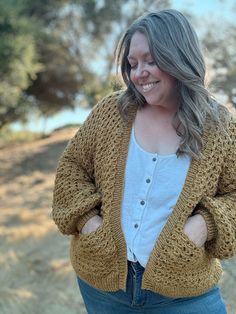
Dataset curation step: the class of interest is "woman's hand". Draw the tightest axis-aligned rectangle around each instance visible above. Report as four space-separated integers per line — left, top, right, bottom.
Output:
183 214 208 248
80 215 103 235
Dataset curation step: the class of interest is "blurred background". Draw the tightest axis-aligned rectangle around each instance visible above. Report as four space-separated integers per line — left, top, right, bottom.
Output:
0 0 235 313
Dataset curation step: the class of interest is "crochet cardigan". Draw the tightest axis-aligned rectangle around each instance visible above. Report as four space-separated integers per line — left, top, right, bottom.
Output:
52 91 236 298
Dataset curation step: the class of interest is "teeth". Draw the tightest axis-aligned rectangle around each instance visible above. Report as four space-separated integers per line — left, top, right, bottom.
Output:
142 82 158 92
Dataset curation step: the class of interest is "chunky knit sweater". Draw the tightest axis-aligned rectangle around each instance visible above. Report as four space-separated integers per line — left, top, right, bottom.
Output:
52 91 236 298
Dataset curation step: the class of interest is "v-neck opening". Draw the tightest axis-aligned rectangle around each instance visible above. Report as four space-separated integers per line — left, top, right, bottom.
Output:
131 125 177 158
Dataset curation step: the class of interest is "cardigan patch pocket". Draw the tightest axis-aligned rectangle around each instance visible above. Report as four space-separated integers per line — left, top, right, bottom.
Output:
152 229 208 271
70 222 118 277
172 230 207 269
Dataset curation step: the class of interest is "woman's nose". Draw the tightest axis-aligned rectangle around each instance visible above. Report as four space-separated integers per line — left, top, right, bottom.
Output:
134 66 148 79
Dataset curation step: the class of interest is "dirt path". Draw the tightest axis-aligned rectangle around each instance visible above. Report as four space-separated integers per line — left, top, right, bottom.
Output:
0 128 235 314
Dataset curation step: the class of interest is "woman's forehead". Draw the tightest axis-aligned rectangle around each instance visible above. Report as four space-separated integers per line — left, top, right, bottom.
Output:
128 32 151 58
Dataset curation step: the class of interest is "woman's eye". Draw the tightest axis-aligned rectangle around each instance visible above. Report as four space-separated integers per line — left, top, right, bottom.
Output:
148 60 155 65
130 64 137 69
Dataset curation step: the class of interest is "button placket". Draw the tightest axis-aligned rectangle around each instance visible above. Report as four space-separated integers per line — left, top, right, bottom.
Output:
147 155 157 185
130 152 159 261
138 158 156 212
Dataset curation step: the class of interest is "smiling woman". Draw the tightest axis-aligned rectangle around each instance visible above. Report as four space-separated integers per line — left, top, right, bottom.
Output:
52 9 236 314
127 32 177 113
116 9 231 159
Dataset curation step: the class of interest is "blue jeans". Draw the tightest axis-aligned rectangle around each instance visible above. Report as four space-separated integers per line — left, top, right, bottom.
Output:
77 261 227 314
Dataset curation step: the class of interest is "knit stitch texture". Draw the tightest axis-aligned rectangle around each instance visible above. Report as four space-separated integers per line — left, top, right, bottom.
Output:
52 91 236 298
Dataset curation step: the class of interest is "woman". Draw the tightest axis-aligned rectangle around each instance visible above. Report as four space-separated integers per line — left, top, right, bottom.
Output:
52 9 236 313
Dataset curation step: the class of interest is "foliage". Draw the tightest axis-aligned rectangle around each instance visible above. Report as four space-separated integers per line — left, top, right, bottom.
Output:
0 0 42 129
0 125 41 147
0 0 170 129
202 24 236 108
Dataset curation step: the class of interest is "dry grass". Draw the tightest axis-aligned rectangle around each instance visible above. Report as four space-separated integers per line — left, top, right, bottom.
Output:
0 128 86 314
0 125 235 314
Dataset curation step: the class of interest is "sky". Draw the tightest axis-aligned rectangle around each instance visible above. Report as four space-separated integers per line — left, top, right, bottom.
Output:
173 0 235 19
12 0 236 134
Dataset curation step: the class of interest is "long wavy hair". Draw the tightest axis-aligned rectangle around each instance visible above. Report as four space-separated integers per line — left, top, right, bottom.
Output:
116 9 230 159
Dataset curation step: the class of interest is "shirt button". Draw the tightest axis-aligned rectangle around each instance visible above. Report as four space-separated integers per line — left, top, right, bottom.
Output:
134 223 139 228
152 157 157 162
146 178 151 183
140 200 145 205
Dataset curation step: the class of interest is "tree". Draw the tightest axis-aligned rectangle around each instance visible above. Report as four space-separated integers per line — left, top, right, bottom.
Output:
202 24 236 108
0 0 41 129
0 0 171 130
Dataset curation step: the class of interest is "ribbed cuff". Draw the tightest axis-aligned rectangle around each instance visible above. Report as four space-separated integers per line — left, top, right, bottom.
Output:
194 208 218 241
76 208 100 233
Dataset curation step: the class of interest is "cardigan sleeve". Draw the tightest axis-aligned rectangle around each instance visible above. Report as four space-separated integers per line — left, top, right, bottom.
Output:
51 101 103 235
196 116 236 259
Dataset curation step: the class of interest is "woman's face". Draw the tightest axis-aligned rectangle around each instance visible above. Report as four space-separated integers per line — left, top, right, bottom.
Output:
127 31 178 110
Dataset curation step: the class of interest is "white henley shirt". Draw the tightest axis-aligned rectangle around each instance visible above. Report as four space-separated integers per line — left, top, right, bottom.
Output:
121 125 191 267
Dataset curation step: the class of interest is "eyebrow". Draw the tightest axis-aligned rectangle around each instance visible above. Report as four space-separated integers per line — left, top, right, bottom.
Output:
127 52 152 60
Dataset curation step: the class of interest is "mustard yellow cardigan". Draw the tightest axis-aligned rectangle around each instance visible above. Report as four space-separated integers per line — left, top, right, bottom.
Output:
52 92 236 297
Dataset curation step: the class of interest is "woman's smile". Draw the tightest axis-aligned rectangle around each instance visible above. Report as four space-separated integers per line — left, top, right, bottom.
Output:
141 81 160 93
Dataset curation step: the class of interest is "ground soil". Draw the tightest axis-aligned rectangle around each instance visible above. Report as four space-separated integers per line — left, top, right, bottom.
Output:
0 127 235 314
